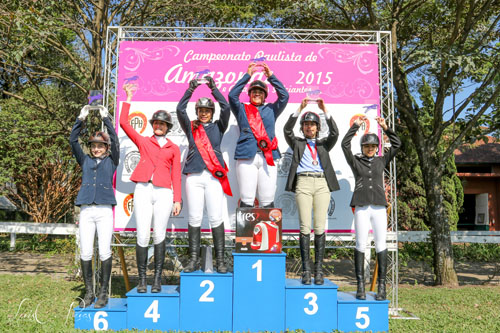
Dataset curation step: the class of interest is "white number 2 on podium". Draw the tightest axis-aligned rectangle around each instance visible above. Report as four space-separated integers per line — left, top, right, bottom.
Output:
199 280 215 302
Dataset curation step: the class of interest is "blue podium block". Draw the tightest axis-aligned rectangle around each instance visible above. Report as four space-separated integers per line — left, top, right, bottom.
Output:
74 298 127 331
285 278 338 332
126 285 179 331
233 252 286 332
337 291 389 332
180 270 233 331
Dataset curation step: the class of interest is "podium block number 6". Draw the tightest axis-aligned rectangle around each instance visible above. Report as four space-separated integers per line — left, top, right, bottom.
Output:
144 300 160 323
199 280 215 302
304 292 318 315
355 306 370 329
93 311 108 330
252 259 262 282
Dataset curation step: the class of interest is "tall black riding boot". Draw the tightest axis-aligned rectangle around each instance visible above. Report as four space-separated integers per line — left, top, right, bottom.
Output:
376 249 388 301
136 245 148 293
314 233 326 285
94 257 112 308
151 240 165 293
354 249 366 300
299 233 312 285
79 259 95 308
184 225 200 273
212 224 227 273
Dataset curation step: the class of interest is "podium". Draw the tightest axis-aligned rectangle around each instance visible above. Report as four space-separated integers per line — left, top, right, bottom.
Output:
75 252 390 332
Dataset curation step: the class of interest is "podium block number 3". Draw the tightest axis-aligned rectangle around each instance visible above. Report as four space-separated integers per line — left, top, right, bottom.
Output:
355 306 370 329
145 300 161 323
303 292 318 315
252 259 262 282
199 280 215 302
93 311 108 330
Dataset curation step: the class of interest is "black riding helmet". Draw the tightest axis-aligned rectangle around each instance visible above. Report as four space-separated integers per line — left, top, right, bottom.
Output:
248 80 268 98
300 112 321 132
360 133 380 148
89 131 110 146
195 97 215 112
149 110 173 133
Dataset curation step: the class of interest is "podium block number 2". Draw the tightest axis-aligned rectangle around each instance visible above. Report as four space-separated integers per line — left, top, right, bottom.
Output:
303 292 318 315
355 306 370 329
93 311 108 330
199 280 215 302
252 259 262 282
144 300 160 323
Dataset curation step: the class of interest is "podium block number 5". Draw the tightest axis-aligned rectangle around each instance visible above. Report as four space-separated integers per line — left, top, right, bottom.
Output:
145 300 160 323
93 311 108 330
199 280 215 302
355 306 370 329
304 292 318 315
252 259 262 282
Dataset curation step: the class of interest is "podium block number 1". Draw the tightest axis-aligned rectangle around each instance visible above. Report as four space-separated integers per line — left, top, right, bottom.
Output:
304 292 319 315
355 306 370 329
144 300 160 323
93 311 108 330
199 280 215 302
252 259 262 282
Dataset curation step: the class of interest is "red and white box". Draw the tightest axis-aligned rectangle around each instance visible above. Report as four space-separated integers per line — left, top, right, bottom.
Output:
235 208 282 253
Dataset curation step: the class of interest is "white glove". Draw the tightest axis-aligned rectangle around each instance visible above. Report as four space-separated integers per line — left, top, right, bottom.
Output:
99 106 109 118
78 105 90 120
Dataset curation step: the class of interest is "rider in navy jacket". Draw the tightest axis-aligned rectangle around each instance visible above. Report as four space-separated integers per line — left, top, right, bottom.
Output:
177 79 230 175
70 116 119 206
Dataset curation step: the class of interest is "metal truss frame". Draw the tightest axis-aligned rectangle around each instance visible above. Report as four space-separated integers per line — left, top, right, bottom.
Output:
104 26 398 313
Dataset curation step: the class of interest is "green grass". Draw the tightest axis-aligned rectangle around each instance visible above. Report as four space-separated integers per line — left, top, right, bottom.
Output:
0 274 499 332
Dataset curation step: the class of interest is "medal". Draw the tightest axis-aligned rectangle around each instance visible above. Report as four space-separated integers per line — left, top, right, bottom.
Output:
258 139 268 149
214 170 224 178
307 141 319 166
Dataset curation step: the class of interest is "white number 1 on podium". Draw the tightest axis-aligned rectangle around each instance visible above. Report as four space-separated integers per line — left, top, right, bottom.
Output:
252 259 262 281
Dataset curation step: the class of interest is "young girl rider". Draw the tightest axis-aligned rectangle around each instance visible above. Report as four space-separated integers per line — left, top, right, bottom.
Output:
121 84 182 293
176 76 231 273
70 104 119 308
342 115 401 300
228 63 289 208
284 98 340 285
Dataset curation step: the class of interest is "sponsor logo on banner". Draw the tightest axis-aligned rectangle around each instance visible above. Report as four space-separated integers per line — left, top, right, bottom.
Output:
128 112 147 134
350 114 370 135
123 193 134 216
124 150 140 175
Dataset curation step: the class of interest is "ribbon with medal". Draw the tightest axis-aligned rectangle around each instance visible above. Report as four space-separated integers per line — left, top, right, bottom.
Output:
191 122 233 196
244 103 278 166
307 141 319 166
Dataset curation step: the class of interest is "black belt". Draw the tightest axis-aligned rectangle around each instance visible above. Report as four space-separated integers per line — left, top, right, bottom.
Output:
298 172 325 178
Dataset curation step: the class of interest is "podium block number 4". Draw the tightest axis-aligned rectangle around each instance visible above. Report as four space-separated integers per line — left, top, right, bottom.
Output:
252 259 262 282
356 307 370 329
304 292 318 315
199 280 215 302
145 300 160 323
93 311 108 331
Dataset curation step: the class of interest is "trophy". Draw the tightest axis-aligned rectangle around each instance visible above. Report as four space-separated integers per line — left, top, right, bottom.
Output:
88 90 103 108
305 86 321 104
124 75 139 93
250 56 266 72
195 67 211 84
362 104 378 121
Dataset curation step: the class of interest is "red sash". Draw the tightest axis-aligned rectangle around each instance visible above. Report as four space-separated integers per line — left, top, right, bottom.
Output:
244 104 278 166
191 122 233 196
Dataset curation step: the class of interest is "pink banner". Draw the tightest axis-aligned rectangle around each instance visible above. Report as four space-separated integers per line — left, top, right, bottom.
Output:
117 41 379 104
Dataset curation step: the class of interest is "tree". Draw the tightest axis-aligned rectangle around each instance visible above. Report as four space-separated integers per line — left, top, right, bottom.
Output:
257 0 500 286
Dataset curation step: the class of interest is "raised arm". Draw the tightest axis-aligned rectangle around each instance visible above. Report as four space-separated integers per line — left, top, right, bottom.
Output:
119 84 142 146
265 64 289 119
69 106 91 166
102 115 120 166
228 72 251 116
176 81 198 135
342 121 362 169
318 99 338 151
206 76 230 133
376 117 401 167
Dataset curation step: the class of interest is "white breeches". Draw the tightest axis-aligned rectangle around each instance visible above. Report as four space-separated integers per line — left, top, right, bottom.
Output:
79 205 113 261
185 170 224 228
236 153 277 207
134 182 173 247
354 205 387 253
